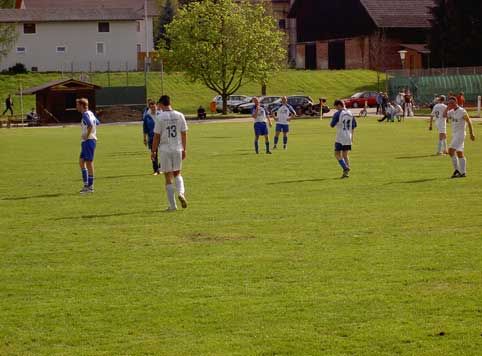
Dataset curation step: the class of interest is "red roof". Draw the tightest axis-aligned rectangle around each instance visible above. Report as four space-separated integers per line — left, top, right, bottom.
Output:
359 0 434 28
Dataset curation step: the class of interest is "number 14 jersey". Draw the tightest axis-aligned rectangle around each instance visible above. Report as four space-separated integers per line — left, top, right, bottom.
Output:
154 110 188 152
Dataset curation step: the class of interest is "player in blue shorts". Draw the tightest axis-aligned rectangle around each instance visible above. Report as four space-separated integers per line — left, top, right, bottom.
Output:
143 99 160 175
252 97 272 154
273 96 296 150
77 98 98 193
330 99 357 179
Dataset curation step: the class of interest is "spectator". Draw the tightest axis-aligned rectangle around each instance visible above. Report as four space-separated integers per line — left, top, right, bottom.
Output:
376 92 383 114
197 106 207 119
2 94 14 116
26 108 39 126
403 89 414 117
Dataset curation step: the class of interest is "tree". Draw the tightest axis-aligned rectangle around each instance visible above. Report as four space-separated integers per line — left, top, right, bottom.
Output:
429 0 482 67
0 0 17 60
161 0 286 114
155 0 176 49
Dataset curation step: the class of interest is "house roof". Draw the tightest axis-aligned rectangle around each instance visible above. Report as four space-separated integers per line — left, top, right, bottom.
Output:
18 0 159 17
22 78 101 95
401 43 431 54
0 8 143 23
289 0 434 28
359 0 434 28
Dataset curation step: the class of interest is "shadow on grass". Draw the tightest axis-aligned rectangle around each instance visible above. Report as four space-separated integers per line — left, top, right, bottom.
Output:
53 210 163 221
2 193 68 201
385 178 438 185
96 173 152 180
105 151 146 157
271 178 336 184
395 155 435 160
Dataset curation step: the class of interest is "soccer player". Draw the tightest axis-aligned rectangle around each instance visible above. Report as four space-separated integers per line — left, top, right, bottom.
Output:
151 95 188 211
273 96 296 150
252 97 272 154
78 98 98 194
143 99 160 175
446 96 476 178
330 99 357 179
429 95 448 155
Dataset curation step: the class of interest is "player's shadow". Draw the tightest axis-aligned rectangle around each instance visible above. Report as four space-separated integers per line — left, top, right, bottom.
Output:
395 155 435 160
96 173 151 180
2 193 68 201
385 178 438 185
52 210 160 221
270 178 334 184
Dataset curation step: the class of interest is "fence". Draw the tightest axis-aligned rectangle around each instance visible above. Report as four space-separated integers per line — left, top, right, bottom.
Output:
387 66 482 106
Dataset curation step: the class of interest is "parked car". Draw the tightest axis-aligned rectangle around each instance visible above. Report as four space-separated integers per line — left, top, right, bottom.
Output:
268 95 314 115
236 96 281 114
342 91 379 108
213 95 251 113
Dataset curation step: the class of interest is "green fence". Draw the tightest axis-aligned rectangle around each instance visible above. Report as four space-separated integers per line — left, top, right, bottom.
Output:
96 86 147 107
388 74 482 105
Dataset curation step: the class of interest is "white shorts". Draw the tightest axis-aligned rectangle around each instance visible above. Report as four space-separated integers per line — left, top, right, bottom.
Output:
159 150 182 173
437 124 447 134
450 134 465 152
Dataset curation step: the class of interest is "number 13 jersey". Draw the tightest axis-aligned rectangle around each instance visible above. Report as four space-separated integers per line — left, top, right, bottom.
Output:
154 110 188 152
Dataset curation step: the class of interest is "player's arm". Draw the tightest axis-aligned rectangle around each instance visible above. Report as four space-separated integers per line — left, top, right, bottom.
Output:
429 112 434 131
82 114 92 140
142 117 148 145
151 121 161 160
181 131 187 160
330 112 340 128
464 114 476 141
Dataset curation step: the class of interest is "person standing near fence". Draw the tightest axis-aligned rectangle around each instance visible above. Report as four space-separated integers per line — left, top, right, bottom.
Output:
2 94 14 116
143 99 161 175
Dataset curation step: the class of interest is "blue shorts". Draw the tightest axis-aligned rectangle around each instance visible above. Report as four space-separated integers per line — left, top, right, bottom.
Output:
254 122 269 136
80 139 96 161
335 142 352 152
276 123 289 133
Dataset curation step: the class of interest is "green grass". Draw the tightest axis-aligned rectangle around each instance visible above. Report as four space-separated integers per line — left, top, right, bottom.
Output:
1 118 482 355
0 70 383 115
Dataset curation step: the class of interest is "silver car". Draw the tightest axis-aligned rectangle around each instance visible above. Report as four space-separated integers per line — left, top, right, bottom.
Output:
213 95 251 113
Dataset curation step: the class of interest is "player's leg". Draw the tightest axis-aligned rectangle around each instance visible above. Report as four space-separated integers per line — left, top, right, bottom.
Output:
342 150 350 169
164 171 177 211
448 147 460 178
79 157 88 189
440 133 448 154
173 150 187 208
334 144 349 178
254 134 260 154
283 125 289 149
264 134 271 154
457 150 466 177
273 128 281 149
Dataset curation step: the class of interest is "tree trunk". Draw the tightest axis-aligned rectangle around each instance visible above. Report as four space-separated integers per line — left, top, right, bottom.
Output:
261 83 267 96
222 93 228 115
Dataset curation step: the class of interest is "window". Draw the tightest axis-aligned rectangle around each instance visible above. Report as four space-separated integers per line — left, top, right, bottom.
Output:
136 21 141 32
137 44 142 53
56 46 66 53
23 23 36 34
98 22 110 33
278 19 286 30
16 47 26 54
31 67 38 72
96 42 105 55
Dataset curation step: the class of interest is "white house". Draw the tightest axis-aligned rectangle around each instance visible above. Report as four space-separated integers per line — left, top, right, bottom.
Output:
0 0 158 72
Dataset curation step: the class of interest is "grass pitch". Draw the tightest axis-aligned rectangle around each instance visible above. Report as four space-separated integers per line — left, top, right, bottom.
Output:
1 118 482 355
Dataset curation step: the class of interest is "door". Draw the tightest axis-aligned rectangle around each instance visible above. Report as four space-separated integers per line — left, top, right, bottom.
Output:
328 40 345 70
305 43 317 70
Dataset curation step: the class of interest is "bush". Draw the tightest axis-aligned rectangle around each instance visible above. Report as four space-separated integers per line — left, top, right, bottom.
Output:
2 63 28 74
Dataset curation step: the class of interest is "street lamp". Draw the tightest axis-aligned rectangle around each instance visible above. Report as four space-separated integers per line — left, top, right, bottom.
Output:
398 50 408 69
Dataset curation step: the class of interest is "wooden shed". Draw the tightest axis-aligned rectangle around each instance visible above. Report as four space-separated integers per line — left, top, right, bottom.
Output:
22 79 101 124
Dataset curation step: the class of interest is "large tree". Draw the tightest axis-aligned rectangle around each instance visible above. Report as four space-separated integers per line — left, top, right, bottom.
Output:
0 0 17 60
160 0 286 114
428 0 482 67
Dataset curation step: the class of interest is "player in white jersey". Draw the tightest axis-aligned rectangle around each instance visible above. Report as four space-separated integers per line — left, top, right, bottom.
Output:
330 100 357 179
77 98 99 194
273 96 296 150
446 96 476 178
252 97 272 154
429 95 448 155
151 95 188 211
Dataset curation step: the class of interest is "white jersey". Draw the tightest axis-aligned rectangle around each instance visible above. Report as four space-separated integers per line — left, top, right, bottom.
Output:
81 110 97 141
333 109 357 146
253 107 269 123
275 104 295 125
448 107 467 136
154 110 188 152
431 103 447 131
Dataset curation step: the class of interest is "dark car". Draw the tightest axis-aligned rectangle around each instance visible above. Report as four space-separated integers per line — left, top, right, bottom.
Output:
342 91 379 108
268 95 314 115
237 96 281 114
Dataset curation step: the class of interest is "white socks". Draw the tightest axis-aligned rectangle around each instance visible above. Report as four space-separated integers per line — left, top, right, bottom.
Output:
166 184 177 209
175 175 185 195
459 157 466 174
442 139 447 152
451 155 459 171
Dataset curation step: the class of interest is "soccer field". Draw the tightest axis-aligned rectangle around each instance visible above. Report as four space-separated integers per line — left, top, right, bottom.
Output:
1 118 482 355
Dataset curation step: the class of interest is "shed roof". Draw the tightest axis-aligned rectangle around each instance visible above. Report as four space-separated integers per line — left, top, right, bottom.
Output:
22 79 101 95
0 8 143 23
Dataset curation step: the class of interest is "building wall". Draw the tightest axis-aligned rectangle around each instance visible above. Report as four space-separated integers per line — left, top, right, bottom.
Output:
136 17 155 54
315 41 328 69
295 44 305 69
1 21 139 72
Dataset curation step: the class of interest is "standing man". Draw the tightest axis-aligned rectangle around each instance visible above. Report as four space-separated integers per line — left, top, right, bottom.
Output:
447 96 476 178
330 99 357 179
273 96 296 150
252 97 272 154
143 99 160 175
78 98 98 194
151 95 188 211
376 92 383 115
429 95 448 155
2 94 14 116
